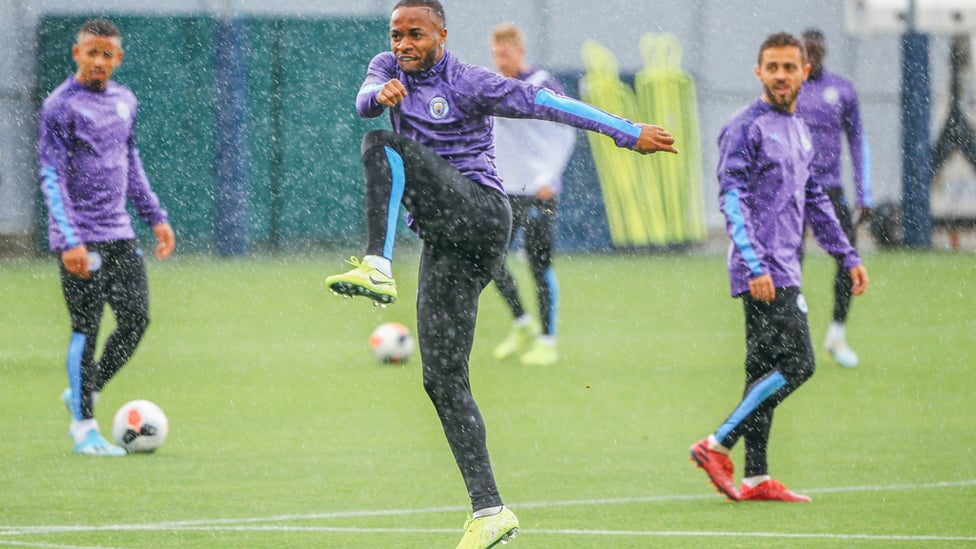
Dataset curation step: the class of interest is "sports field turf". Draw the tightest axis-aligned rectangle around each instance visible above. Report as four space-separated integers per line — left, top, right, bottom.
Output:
1 249 973 548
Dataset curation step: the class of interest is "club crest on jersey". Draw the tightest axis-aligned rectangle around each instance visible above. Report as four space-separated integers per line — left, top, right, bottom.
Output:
428 96 450 119
823 86 840 105
115 101 131 121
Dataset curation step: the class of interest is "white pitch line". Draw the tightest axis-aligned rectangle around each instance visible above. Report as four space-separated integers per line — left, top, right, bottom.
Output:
0 541 123 549
0 507 470 537
529 529 976 542
1 479 973 539
128 525 976 543
801 479 976 495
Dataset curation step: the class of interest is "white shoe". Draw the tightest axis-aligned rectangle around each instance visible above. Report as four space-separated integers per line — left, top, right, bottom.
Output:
825 338 858 368
74 429 126 456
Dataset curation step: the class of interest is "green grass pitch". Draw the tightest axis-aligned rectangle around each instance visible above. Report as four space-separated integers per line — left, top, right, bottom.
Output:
1 249 973 548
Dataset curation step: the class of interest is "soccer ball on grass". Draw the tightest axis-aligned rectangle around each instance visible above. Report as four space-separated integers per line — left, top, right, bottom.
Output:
112 399 169 453
369 322 415 364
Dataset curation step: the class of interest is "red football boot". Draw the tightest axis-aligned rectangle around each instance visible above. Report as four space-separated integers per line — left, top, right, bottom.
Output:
689 438 739 501
740 479 811 502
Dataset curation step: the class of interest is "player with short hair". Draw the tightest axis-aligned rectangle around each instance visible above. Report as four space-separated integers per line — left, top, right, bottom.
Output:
324 1 677 545
796 28 872 368
489 22 577 366
39 18 175 456
689 32 868 502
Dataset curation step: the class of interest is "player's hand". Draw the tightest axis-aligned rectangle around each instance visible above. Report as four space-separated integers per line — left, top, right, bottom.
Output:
535 185 555 201
849 264 868 296
62 245 90 279
376 78 408 108
748 273 776 303
634 124 679 154
153 222 175 260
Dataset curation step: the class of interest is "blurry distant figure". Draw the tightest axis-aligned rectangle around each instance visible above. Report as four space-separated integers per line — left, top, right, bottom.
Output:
689 32 868 503
39 18 175 456
796 28 872 368
323 1 677 546
489 23 577 367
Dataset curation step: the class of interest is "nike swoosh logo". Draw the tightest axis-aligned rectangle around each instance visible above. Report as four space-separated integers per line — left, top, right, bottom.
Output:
369 276 393 286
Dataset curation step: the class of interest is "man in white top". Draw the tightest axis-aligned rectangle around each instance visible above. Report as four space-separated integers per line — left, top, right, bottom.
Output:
489 23 577 366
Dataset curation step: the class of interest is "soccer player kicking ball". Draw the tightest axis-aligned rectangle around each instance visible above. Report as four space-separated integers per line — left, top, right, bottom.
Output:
689 32 868 503
324 1 677 546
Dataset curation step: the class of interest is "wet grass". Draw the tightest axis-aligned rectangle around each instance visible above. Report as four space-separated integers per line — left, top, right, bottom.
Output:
1 249 973 547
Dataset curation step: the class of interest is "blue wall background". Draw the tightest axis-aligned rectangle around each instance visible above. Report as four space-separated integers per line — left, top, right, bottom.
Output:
35 15 399 253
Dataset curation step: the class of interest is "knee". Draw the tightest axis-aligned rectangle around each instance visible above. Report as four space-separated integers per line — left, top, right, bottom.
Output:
784 359 815 388
120 310 150 337
422 374 441 402
531 262 552 283
423 375 451 409
423 371 470 412
71 314 100 336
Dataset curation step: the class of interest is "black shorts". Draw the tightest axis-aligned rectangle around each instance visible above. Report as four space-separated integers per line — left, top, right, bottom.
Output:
59 239 149 336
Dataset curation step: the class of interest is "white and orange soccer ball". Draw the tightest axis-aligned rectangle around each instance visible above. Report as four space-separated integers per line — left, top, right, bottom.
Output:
112 399 169 453
369 322 415 364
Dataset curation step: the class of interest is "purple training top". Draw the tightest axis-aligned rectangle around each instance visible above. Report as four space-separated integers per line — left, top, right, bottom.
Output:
356 50 642 194
717 99 860 297
39 77 168 252
796 69 872 207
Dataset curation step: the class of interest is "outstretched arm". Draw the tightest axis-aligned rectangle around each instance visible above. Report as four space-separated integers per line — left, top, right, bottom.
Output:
475 69 678 154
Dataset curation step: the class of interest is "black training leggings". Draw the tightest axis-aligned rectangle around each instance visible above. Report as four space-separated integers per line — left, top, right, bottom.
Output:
361 130 512 510
59 239 150 420
826 187 856 323
716 287 815 478
492 195 558 335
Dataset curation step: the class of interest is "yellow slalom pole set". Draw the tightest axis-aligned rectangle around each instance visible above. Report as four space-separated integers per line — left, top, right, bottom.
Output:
580 34 706 247
580 40 655 246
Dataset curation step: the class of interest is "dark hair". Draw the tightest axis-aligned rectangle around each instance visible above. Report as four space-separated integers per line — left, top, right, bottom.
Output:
801 28 825 42
393 0 446 27
757 32 805 64
79 18 121 39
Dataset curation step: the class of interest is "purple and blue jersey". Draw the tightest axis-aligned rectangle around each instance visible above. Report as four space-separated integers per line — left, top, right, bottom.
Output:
38 77 167 252
356 50 641 194
796 69 872 208
717 99 860 296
